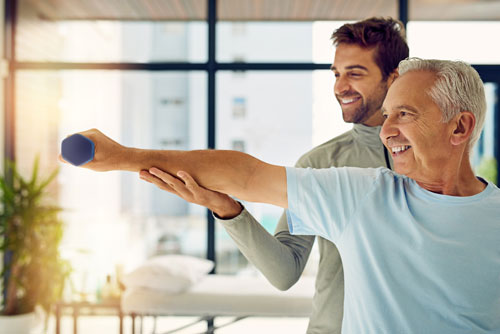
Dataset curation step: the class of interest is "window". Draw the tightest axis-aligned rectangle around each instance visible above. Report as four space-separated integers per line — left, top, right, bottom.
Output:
473 83 498 184
407 21 500 64
9 0 500 295
231 97 246 118
217 22 314 63
16 70 207 295
17 1 207 63
216 70 349 273
231 140 246 152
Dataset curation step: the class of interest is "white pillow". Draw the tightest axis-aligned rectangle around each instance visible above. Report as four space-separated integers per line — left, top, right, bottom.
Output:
122 255 214 293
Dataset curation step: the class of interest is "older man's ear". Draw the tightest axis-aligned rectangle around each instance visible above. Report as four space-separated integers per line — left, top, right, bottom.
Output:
450 111 476 146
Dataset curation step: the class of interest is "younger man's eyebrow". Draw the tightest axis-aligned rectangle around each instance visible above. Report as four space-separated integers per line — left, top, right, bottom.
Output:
330 64 370 71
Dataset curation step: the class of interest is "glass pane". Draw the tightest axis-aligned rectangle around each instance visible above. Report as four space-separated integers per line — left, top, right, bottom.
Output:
473 83 498 184
218 21 356 63
407 22 500 64
217 22 314 63
216 70 351 274
17 1 207 63
312 21 351 63
16 70 207 300
220 20 419 64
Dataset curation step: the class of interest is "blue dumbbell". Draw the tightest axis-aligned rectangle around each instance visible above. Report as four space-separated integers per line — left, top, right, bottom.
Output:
61 134 95 166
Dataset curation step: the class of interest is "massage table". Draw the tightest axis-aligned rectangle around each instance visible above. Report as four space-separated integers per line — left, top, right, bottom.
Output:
121 274 315 334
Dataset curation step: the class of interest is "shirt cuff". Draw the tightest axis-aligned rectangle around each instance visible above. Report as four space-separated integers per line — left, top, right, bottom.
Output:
285 166 301 234
213 203 248 227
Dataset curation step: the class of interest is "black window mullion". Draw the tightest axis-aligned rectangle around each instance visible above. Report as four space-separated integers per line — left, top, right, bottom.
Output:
206 0 216 273
399 0 409 29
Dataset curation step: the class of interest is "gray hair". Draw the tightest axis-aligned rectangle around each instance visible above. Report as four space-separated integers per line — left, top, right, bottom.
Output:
398 58 486 150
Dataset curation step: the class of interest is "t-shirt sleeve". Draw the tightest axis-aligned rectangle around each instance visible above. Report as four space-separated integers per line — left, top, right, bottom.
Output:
286 166 378 243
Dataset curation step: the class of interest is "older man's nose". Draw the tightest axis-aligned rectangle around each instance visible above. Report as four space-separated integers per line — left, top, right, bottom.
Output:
380 116 399 143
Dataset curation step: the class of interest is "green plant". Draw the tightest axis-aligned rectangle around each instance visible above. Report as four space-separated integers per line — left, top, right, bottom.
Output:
476 157 498 185
0 157 71 316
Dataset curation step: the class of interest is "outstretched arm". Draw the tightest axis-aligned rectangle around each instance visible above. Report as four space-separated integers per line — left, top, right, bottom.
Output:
140 168 315 290
59 129 288 207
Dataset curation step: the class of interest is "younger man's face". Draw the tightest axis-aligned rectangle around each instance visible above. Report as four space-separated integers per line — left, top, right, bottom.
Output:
332 43 391 127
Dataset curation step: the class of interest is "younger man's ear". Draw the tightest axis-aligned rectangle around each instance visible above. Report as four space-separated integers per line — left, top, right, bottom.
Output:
387 69 399 86
450 111 476 146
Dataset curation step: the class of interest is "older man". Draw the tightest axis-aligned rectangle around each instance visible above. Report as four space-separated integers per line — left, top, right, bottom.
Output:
63 59 500 333
158 18 407 334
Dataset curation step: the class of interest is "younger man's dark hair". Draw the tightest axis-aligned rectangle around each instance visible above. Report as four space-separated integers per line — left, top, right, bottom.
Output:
332 17 409 80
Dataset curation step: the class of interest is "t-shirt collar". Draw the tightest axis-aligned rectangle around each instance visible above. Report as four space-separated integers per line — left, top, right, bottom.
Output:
352 123 383 147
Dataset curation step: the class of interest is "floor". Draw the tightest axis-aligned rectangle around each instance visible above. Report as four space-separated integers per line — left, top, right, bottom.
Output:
43 315 309 334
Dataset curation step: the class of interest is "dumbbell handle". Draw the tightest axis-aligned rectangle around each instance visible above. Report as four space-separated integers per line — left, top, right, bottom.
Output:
61 134 95 166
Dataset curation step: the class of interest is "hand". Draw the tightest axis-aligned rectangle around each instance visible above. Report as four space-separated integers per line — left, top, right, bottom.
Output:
59 129 127 171
139 167 243 219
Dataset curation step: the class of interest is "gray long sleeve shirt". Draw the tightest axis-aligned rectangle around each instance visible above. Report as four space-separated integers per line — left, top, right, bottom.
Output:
217 124 392 333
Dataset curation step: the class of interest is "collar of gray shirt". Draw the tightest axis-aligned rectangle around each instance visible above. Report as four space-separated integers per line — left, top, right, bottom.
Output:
352 123 383 147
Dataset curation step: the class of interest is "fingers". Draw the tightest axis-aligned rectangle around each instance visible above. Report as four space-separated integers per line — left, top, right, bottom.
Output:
177 171 201 191
149 167 180 187
139 168 240 216
149 168 196 199
58 154 67 164
139 170 178 195
79 128 100 139
138 170 153 183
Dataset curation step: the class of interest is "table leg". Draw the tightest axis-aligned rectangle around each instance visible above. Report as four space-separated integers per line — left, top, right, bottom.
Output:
73 305 79 334
119 308 123 334
55 303 61 334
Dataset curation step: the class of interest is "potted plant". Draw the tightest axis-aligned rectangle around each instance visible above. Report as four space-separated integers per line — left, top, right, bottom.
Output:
0 158 71 333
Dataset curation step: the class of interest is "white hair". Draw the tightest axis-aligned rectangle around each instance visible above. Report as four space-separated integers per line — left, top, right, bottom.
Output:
398 58 486 150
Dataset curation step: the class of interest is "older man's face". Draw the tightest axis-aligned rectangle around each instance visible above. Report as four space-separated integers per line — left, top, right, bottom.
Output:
380 70 457 182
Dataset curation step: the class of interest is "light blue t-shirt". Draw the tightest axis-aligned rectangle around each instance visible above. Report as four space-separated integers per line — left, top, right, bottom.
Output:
286 166 500 334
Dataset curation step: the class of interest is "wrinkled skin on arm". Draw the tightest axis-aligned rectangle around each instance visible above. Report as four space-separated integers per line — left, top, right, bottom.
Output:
59 128 288 208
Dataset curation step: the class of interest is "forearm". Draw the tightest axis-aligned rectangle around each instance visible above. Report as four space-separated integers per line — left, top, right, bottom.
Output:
219 209 314 290
113 147 287 207
62 129 287 207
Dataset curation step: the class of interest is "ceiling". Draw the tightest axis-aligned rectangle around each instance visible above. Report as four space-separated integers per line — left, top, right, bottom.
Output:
21 0 500 21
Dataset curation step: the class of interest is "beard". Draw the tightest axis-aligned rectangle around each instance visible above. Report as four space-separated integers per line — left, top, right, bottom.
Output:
339 80 389 124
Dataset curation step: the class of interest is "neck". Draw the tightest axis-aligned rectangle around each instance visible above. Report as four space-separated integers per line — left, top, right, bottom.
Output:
416 154 486 196
362 109 384 127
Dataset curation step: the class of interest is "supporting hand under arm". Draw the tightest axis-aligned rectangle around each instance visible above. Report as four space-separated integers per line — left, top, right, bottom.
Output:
59 128 288 208
139 168 243 219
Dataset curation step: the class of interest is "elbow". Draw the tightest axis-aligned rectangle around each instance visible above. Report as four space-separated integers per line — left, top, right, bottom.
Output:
268 276 300 291
274 282 294 291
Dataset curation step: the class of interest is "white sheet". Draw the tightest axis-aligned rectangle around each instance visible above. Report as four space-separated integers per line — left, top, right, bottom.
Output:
121 274 314 317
